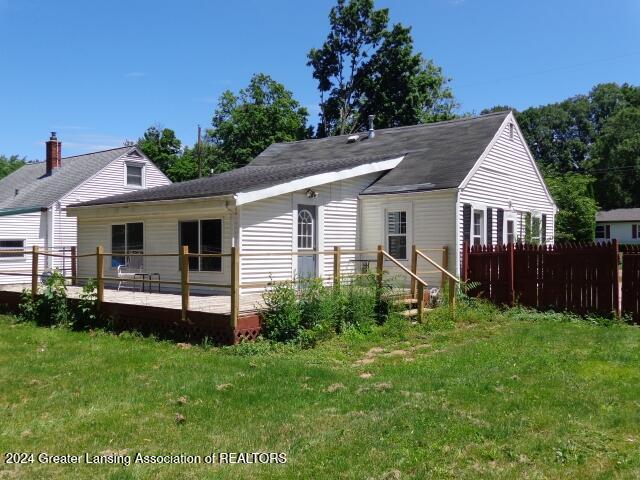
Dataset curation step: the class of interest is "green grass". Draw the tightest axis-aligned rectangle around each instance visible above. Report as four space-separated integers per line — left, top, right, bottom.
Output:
1 311 639 479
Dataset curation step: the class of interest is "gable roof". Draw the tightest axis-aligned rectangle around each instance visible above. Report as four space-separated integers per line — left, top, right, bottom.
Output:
596 208 640 222
72 111 510 208
0 146 138 212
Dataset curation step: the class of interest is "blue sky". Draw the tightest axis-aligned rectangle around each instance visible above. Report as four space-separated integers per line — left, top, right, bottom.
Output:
1 0 639 160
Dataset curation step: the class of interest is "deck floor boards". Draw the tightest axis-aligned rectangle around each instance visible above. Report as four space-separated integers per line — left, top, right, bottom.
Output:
0 284 263 315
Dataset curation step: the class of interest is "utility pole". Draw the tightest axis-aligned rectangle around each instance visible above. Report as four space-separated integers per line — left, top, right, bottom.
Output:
197 124 202 178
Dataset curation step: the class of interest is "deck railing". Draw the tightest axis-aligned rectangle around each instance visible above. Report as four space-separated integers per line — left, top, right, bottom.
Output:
0 243 458 327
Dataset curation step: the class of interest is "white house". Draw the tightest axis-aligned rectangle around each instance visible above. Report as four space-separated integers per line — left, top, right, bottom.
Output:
68 111 557 293
0 133 170 284
595 208 640 244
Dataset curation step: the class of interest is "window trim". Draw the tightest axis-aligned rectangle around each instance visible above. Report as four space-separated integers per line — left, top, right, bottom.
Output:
595 223 611 240
472 208 485 246
0 239 27 262
178 218 223 273
110 222 145 269
124 161 146 188
385 209 409 260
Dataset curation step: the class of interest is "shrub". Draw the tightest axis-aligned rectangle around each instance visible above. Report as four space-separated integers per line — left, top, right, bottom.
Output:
75 279 99 330
261 281 302 343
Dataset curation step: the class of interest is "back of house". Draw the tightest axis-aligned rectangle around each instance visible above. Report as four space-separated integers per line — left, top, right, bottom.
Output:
0 133 170 284
68 111 556 294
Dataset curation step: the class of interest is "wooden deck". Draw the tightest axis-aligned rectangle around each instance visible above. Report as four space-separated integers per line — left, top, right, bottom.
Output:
0 284 264 315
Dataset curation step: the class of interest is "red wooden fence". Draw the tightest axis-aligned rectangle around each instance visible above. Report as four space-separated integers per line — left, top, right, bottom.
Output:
621 245 640 323
463 241 623 317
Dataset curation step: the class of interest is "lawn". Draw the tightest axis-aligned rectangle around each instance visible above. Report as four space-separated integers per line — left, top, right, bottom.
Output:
1 312 639 479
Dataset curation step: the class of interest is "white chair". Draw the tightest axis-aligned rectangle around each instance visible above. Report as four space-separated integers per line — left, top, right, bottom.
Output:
117 251 144 291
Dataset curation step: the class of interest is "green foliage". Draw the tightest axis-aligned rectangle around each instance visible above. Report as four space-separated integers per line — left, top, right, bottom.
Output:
0 154 26 179
136 126 182 174
544 171 598 242
261 274 398 347
207 73 311 169
308 0 455 136
18 275 100 329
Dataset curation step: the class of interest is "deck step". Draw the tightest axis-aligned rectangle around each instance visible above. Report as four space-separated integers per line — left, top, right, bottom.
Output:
399 298 418 305
399 308 433 318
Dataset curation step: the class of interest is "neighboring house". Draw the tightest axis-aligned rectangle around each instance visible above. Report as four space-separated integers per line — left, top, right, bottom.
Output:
68 111 556 292
0 133 170 284
595 208 640 244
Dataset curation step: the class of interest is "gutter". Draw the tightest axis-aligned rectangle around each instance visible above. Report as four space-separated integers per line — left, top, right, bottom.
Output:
0 206 47 217
67 194 236 212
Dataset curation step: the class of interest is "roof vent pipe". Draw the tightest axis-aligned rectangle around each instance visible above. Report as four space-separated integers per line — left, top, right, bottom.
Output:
368 115 375 139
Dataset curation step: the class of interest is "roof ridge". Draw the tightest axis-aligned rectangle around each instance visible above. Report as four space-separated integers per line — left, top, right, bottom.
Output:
25 145 135 164
262 111 512 148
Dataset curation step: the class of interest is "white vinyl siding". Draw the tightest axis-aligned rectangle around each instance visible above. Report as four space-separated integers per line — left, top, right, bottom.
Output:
458 117 556 267
0 211 48 285
595 222 640 244
360 189 457 288
75 200 232 294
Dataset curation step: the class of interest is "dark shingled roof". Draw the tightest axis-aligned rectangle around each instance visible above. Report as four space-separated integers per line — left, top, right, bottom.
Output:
596 208 640 222
73 111 509 207
0 146 137 211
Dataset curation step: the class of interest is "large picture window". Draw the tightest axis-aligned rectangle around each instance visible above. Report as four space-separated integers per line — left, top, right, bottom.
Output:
111 223 143 267
0 239 25 259
387 211 407 259
179 219 222 272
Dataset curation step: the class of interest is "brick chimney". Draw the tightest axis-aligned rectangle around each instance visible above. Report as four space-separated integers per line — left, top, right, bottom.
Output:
46 132 62 175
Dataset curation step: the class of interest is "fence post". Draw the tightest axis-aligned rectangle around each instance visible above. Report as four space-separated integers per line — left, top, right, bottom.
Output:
333 246 341 288
410 245 417 298
441 245 449 289
448 277 456 315
376 244 384 292
612 239 620 317
230 246 239 329
180 245 189 322
507 241 515 307
96 246 104 305
70 246 77 286
416 282 424 323
31 245 39 299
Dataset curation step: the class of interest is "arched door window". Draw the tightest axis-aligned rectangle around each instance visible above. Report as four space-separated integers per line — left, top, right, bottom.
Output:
298 209 314 249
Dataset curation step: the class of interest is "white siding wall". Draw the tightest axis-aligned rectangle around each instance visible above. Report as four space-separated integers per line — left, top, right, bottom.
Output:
0 211 48 285
360 189 457 288
596 222 640 245
53 151 170 270
75 200 232 294
239 173 379 292
458 118 556 271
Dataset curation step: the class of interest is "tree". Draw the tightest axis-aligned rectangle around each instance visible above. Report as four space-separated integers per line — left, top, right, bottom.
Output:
308 0 456 136
589 106 640 209
207 73 310 169
0 154 26 179
136 126 182 173
544 171 598 242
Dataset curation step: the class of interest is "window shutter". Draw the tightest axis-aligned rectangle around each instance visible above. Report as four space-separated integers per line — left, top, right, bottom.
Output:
496 209 504 245
542 214 547 244
462 204 471 245
633 224 637 239
486 208 493 245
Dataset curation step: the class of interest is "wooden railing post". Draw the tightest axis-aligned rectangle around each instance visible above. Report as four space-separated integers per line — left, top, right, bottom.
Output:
96 246 104 305
507 241 515 307
441 245 449 289
70 246 77 286
416 282 424 323
333 246 341 288
376 245 384 292
180 245 189 321
230 246 239 329
410 245 417 298
31 245 39 299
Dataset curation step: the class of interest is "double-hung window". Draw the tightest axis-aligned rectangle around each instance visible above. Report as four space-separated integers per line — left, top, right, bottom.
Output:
111 222 144 267
179 219 222 272
0 239 25 259
595 224 610 240
506 220 515 244
472 210 484 246
126 163 144 187
632 224 639 240
531 215 541 244
387 211 407 259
